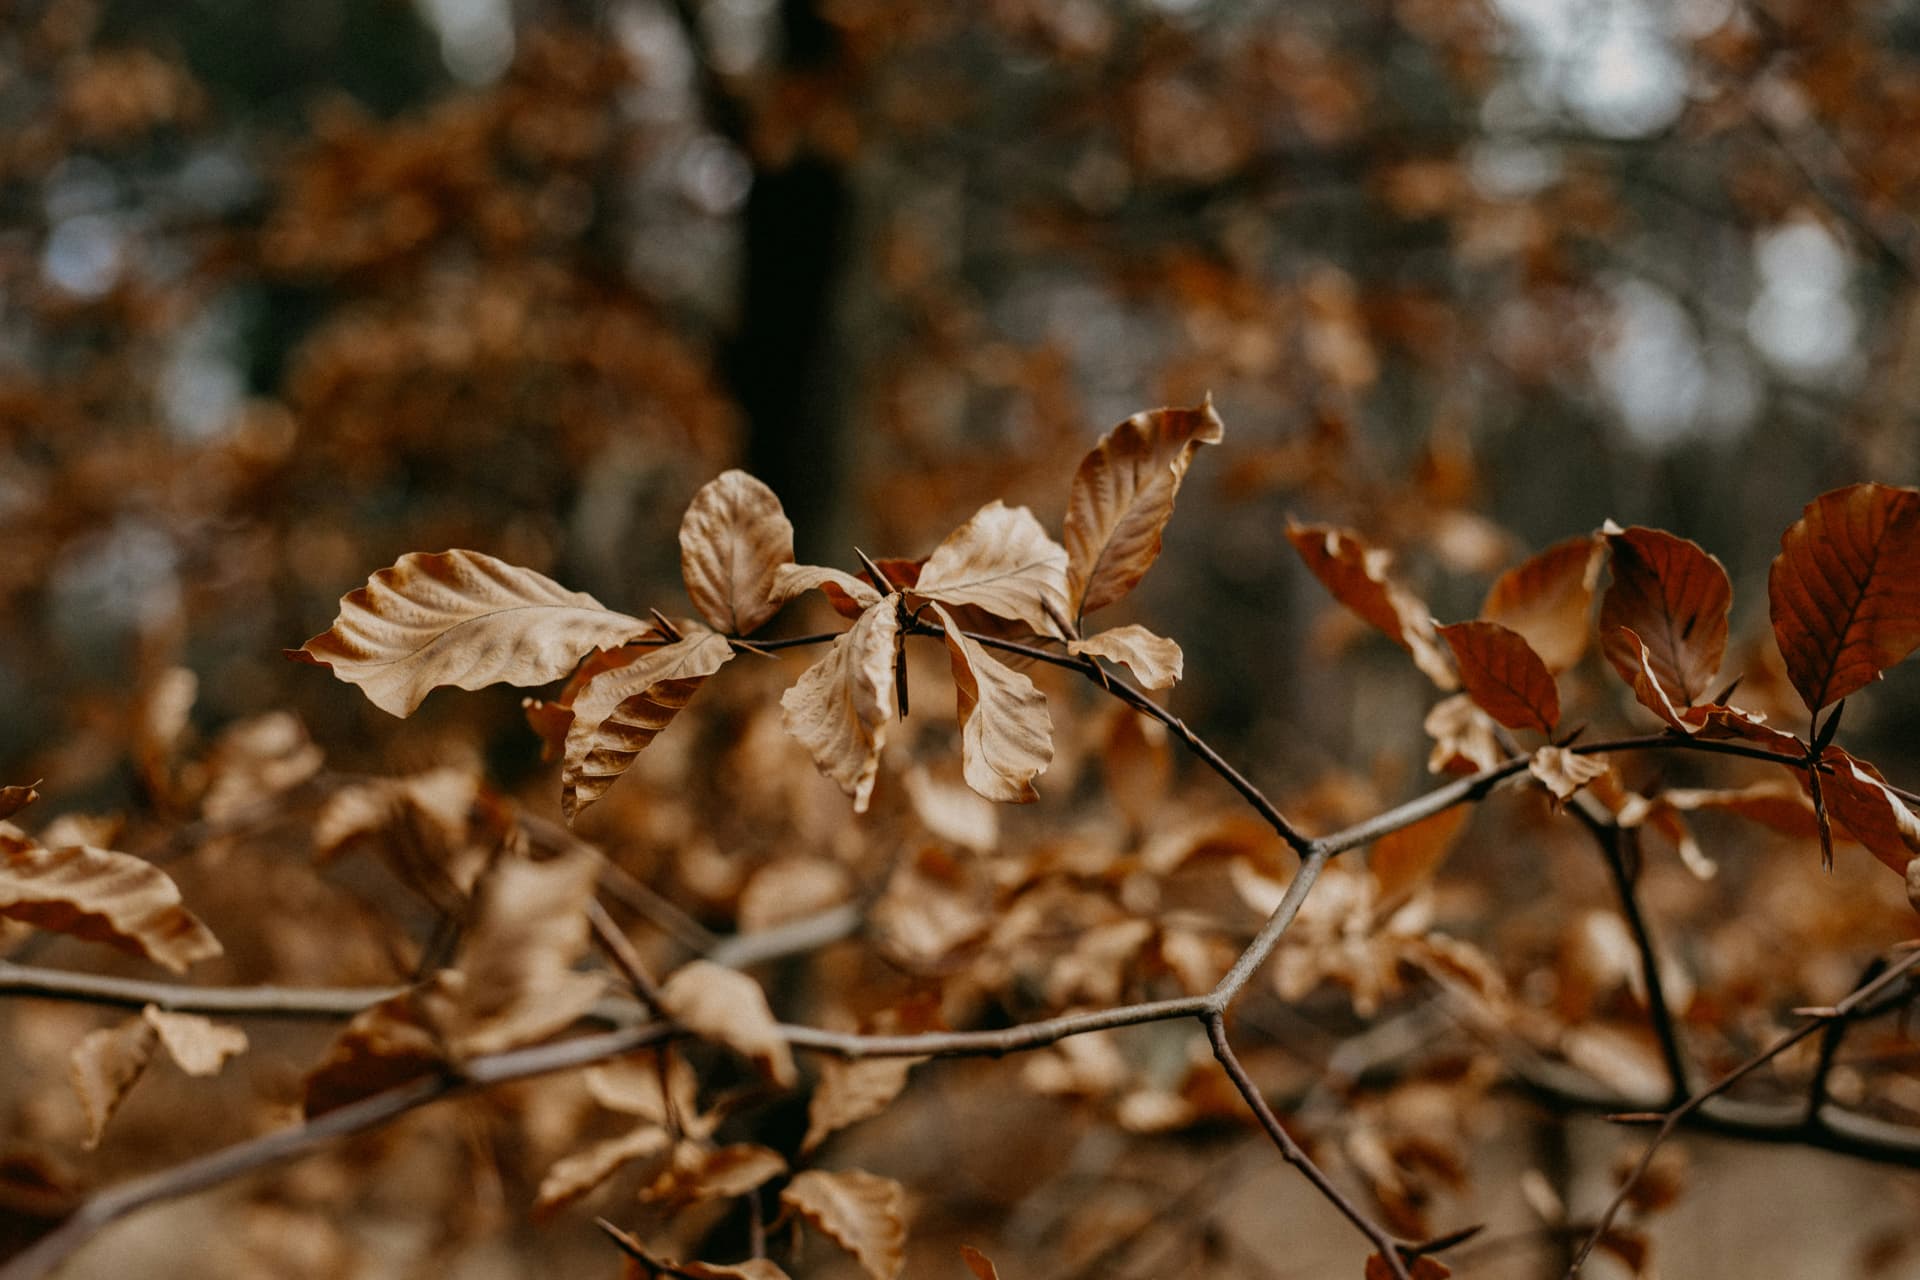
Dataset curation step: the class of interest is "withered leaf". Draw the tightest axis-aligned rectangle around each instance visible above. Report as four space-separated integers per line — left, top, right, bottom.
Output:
914 501 1071 636
960 1245 1002 1279
1437 621 1559 733
1066 625 1184 689
1369 805 1470 905
0 781 41 821
803 1057 921 1154
1768 483 1920 711
781 1167 908 1280
659 960 797 1088
1656 782 1822 839
562 630 735 820
1529 746 1609 805
313 767 489 899
1599 526 1731 709
680 470 796 636
302 991 444 1117
290 549 653 717
598 1222 794 1280
1065 399 1224 620
534 1125 670 1215
1814 747 1920 874
780 597 900 813
1423 694 1502 776
143 1005 247 1076
69 1015 159 1148
521 634 665 760
586 1051 709 1135
0 827 221 973
772 563 884 615
930 604 1053 804
1288 522 1456 688
642 1142 787 1205
1483 535 1603 673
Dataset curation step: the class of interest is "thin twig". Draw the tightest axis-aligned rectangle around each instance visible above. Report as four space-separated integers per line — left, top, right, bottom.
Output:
587 898 666 1014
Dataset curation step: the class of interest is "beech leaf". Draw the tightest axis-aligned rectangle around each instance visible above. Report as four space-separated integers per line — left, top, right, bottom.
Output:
598 1221 795 1280
659 960 797 1088
1066 625 1184 689
143 1006 248 1076
1768 483 1920 711
562 631 735 821
1813 747 1920 875
534 1125 670 1215
1599 525 1731 708
780 597 900 813
772 564 884 615
1437 620 1560 733
961 1245 1002 1279
69 1015 159 1148
0 827 221 973
1368 805 1470 905
290 549 653 717
302 991 443 1117
781 1167 908 1280
1287 522 1456 688
1529 746 1609 805
803 1057 921 1154
1483 535 1603 673
914 501 1071 636
680 470 796 635
1065 399 1224 620
0 781 40 821
929 604 1053 803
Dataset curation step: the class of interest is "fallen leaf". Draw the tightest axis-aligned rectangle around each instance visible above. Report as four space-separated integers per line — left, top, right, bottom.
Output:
804 1057 921 1154
1288 522 1456 688
659 960 797 1087
69 1015 159 1147
679 470 796 636
0 827 221 973
534 1125 670 1215
914 501 1071 636
1599 526 1732 708
1483 535 1603 672
290 549 653 717
780 598 900 812
1768 483 1920 711
1529 747 1610 805
931 604 1053 803
1065 399 1224 621
143 1006 247 1076
1438 621 1559 733
562 631 735 820
1066 625 1184 689
1369 805 1470 905
782 1167 908 1280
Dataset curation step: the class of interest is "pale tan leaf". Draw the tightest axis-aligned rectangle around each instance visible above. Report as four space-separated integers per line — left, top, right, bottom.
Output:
142 1006 247 1076
643 1143 787 1204
1560 1025 1669 1103
660 960 797 1088
520 633 665 759
1287 522 1456 688
1065 399 1224 619
422 844 605 1057
960 1245 1002 1279
1424 694 1503 776
290 549 653 717
0 780 42 821
313 767 489 898
534 1124 670 1215
69 1015 159 1148
200 711 324 822
930 604 1053 803
302 991 443 1117
586 1051 707 1135
0 828 221 973
771 564 884 613
781 1168 908 1280
902 767 999 853
680 470 796 636
737 857 851 933
1066 625 1183 689
562 631 735 820
803 1057 920 1154
1483 535 1603 672
1529 747 1610 805
780 598 900 813
914 501 1071 636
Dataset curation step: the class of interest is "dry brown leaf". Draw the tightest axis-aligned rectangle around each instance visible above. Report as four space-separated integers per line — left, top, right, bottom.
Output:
1815 747 1920 874
142 1006 247 1076
914 501 1071 636
1423 694 1502 776
781 1167 908 1280
771 563 884 614
0 827 221 973
930 604 1053 803
200 711 325 822
598 1220 795 1280
738 857 851 933
903 767 999 852
0 781 41 822
1438 620 1559 733
780 597 900 813
69 1015 159 1148
520 635 665 759
803 1057 920 1154
1369 805 1470 905
960 1245 1002 1279
586 1051 706 1133
1483 535 1603 672
302 992 444 1117
1599 526 1731 708
290 549 653 717
1529 747 1610 805
562 631 735 820
534 1124 670 1215
1770 484 1920 712
642 1142 787 1205
679 469 795 636
1656 782 1823 839
1287 522 1456 688
1066 625 1183 689
313 767 489 899
1065 399 1224 620
660 960 797 1087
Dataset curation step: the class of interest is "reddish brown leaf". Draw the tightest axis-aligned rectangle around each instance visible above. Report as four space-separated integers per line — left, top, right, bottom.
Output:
1768 483 1920 711
0 828 221 973
1605 626 1689 729
679 469 796 636
0 781 41 821
914 501 1071 636
521 629 666 759
1066 624 1183 689
1369 805 1470 905
562 631 735 820
1437 621 1559 733
1288 522 1456 688
782 1168 908 1280
780 597 900 812
1365 1256 1450 1280
659 961 797 1088
1064 399 1224 620
1483 535 1603 672
930 604 1053 803
1814 747 1920 874
302 991 444 1117
1599 526 1731 708
290 549 654 717
960 1245 1002 1279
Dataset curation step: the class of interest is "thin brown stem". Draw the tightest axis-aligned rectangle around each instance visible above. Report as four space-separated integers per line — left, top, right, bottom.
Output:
587 898 666 1014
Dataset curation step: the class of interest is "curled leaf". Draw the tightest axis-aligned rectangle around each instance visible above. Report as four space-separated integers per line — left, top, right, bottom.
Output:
782 1167 908 1280
0 781 41 821
0 828 221 973
143 1006 247 1076
1287 522 1456 688
1437 621 1559 733
1599 526 1731 709
1768 483 1920 711
931 604 1053 803
659 960 797 1088
562 631 735 821
780 597 900 813
915 501 1071 636
680 470 796 636
1065 399 1224 620
1066 625 1184 689
1483 535 1604 672
1815 747 1920 875
1423 694 1502 776
1529 746 1609 805
69 1015 159 1148
772 564 884 616
290 549 653 717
